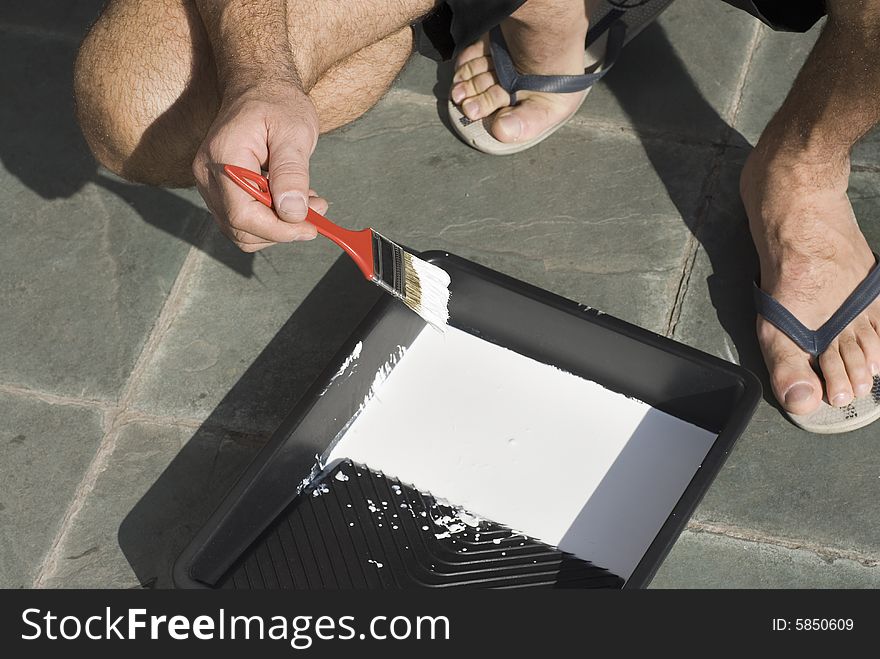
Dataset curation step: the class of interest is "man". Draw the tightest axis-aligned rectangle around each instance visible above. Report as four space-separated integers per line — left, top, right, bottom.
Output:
74 0 880 432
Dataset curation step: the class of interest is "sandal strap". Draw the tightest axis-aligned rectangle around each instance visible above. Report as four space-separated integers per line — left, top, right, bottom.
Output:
488 19 626 105
754 253 880 357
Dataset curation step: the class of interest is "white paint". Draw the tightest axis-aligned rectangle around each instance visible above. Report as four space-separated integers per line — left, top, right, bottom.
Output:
406 255 451 328
320 341 364 397
325 326 717 580
356 346 407 414
332 341 362 380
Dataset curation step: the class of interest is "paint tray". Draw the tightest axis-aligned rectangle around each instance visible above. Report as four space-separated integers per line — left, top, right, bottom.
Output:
214 459 624 589
173 252 761 588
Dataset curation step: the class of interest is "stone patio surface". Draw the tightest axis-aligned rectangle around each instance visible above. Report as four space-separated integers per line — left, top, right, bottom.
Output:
1 1 877 588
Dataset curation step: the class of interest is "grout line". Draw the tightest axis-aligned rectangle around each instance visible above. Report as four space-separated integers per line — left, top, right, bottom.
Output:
663 22 764 338
663 154 721 337
0 381 271 444
852 162 880 174
723 23 765 128
663 228 701 335
686 519 880 567
113 408 271 444
32 235 207 587
383 87 437 106
0 382 111 412
114 234 210 412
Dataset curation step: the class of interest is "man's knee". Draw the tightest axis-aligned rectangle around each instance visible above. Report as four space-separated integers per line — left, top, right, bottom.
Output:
74 20 145 181
73 0 209 187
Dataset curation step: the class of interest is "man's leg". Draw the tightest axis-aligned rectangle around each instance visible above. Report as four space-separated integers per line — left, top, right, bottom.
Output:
310 29 416 135
740 0 880 414
74 0 431 187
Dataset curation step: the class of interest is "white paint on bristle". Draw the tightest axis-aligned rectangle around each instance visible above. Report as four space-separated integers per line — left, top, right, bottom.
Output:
406 254 451 328
326 325 718 580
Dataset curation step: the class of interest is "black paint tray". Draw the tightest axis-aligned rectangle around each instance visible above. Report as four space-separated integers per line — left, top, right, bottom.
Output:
215 459 624 589
173 252 761 589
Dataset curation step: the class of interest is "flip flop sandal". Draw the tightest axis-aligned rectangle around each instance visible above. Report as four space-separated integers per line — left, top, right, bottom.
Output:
447 0 675 155
754 253 880 434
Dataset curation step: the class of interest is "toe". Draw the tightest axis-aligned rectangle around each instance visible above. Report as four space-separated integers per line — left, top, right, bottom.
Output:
491 108 525 142
491 96 563 143
453 54 493 85
454 39 490 74
858 316 880 376
461 85 512 121
759 321 823 414
452 71 503 105
839 325 873 397
818 344 855 407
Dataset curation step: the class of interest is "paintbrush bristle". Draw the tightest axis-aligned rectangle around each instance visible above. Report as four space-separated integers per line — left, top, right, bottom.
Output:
400 251 451 328
370 231 451 327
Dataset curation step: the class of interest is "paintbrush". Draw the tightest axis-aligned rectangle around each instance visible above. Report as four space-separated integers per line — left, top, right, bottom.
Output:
223 164 451 328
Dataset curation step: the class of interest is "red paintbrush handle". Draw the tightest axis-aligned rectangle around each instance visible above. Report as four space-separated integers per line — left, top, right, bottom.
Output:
223 164 375 280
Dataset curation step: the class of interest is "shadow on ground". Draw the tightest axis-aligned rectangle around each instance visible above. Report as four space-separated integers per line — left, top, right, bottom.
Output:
118 256 380 587
0 2 254 278
604 23 776 410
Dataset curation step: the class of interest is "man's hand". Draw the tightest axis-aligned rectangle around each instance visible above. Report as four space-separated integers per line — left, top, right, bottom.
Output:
192 80 328 252
193 0 328 252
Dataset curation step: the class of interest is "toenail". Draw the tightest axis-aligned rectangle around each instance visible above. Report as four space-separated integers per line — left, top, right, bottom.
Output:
451 86 465 103
462 100 479 118
496 113 522 140
783 383 814 406
831 392 853 407
871 363 880 376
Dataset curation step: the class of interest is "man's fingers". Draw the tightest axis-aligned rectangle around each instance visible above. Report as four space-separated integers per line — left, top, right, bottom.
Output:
237 240 275 254
203 168 314 248
267 123 317 224
224 188 318 243
309 194 329 215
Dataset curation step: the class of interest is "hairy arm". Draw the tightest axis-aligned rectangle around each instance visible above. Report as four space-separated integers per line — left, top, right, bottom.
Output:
191 0 324 251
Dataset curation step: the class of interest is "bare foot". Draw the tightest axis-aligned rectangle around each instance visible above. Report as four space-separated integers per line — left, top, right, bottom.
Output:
741 147 880 415
450 8 590 144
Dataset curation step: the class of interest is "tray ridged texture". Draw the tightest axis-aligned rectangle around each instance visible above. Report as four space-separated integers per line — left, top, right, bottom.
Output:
217 459 623 589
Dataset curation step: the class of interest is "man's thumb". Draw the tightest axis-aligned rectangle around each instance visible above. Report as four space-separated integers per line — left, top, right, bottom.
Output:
269 140 311 223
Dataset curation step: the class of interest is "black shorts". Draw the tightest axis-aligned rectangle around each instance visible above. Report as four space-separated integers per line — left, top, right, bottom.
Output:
414 0 826 62
724 0 826 33
414 0 525 61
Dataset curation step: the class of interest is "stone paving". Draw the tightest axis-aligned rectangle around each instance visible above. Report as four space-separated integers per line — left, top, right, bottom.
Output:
1 1 878 589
